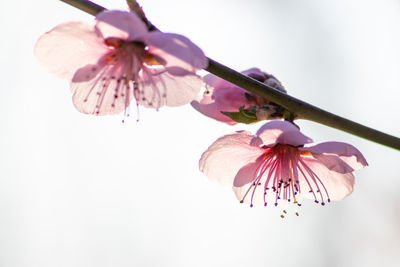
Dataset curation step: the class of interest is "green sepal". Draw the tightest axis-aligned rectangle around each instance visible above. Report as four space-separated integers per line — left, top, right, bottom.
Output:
221 106 258 124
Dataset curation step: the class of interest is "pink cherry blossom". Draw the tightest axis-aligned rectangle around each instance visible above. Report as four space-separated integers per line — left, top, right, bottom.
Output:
35 10 208 115
191 68 286 124
200 120 368 208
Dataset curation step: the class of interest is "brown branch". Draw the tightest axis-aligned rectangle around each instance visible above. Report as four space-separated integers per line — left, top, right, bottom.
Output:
58 0 400 150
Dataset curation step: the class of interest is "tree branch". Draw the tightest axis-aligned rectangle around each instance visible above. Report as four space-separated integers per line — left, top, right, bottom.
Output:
58 0 400 150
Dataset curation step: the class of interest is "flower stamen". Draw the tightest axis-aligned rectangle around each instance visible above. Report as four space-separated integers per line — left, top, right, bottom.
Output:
241 144 333 210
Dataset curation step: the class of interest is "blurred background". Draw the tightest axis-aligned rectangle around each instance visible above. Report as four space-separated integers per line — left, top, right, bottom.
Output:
1 0 399 266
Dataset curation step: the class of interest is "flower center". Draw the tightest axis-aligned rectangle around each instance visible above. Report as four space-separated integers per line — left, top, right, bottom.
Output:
239 144 331 209
79 37 167 117
104 38 162 67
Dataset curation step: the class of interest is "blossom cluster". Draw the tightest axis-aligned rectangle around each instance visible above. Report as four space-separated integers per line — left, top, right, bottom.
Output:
35 10 368 214
35 10 207 116
200 121 367 209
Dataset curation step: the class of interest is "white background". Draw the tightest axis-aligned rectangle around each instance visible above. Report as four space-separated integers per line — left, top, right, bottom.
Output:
1 0 400 266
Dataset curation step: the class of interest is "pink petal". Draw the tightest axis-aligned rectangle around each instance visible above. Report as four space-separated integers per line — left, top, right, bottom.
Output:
191 74 257 124
34 21 106 79
233 155 264 187
95 10 148 41
212 85 255 108
191 96 237 124
203 73 235 91
297 157 355 201
199 132 265 186
137 68 203 108
205 67 272 92
147 32 208 75
233 164 277 206
305 142 368 170
306 153 354 173
252 120 313 147
203 73 220 87
191 86 254 124
277 130 314 146
204 69 264 95
71 62 132 115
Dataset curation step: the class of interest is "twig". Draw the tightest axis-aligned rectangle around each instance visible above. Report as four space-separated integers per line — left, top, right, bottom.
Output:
58 0 400 150
60 0 104 16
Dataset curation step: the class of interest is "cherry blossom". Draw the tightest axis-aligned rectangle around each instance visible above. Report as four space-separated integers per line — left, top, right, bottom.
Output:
199 120 368 208
35 10 208 115
191 68 286 124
